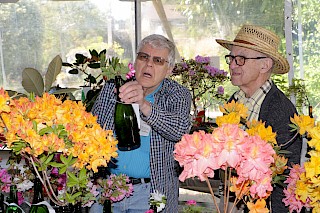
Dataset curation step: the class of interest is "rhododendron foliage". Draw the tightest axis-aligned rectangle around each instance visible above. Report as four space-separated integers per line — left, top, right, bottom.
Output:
174 101 287 213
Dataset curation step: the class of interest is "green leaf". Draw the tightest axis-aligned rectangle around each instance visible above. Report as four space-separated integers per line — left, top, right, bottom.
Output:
68 69 79 75
99 49 106 57
10 141 27 154
88 75 97 84
78 168 87 180
22 68 44 97
38 126 53 136
75 53 87 64
62 62 73 67
58 129 68 138
44 154 54 164
48 162 64 168
59 154 68 164
69 157 78 166
71 192 82 200
39 154 48 164
49 88 79 95
59 166 67 174
6 90 27 99
67 171 79 187
90 49 99 58
87 62 100 69
45 55 62 92
32 120 38 132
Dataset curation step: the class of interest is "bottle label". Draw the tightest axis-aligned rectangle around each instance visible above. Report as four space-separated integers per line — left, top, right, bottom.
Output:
132 103 140 128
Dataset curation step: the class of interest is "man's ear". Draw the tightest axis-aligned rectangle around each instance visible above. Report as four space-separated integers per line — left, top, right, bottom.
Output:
166 67 173 77
261 58 273 73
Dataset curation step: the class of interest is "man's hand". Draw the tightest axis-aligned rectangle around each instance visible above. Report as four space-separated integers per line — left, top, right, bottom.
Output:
119 81 151 116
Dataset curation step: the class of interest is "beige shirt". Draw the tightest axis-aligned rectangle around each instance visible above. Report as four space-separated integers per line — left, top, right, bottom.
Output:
234 79 273 121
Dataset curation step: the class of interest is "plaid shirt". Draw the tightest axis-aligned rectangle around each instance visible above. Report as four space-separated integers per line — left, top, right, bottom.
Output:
234 79 272 121
91 78 192 212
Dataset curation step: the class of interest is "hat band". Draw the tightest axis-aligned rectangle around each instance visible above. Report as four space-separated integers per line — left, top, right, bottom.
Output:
234 39 256 46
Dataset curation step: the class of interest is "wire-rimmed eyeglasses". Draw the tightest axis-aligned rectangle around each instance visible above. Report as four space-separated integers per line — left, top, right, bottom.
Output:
137 52 169 66
225 55 268 66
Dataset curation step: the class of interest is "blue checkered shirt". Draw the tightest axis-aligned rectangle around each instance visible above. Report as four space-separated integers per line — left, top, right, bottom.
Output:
91 78 192 212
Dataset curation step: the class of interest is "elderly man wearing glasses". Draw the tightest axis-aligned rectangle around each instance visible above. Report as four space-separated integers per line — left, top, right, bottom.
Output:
216 25 302 212
91 34 192 213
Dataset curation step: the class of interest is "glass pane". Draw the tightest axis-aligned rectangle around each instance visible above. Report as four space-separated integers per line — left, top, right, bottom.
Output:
0 0 135 96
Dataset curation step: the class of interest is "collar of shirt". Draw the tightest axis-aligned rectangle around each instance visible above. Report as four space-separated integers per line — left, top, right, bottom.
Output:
234 79 273 121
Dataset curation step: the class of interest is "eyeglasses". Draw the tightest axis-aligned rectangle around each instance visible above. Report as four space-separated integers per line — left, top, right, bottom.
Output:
137 52 169 66
225 55 268 66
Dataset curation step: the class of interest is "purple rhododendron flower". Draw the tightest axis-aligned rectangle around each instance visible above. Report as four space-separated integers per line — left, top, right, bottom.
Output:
195 55 210 64
217 86 224 95
189 70 196 76
182 62 188 69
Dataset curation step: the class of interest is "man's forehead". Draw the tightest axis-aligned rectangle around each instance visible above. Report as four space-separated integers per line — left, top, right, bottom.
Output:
230 45 261 55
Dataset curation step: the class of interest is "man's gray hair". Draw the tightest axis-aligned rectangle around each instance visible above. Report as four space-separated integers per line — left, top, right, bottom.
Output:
137 34 176 67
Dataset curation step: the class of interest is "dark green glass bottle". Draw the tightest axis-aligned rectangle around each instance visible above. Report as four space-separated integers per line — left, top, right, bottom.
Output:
5 185 22 213
57 205 71 213
114 75 140 151
103 200 111 213
0 193 5 213
29 178 49 213
149 204 157 212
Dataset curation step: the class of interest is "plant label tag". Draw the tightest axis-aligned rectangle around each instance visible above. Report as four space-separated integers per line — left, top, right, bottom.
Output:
140 119 151 136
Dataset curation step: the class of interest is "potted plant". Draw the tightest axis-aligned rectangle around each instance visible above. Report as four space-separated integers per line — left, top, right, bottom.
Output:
62 49 132 111
171 55 229 126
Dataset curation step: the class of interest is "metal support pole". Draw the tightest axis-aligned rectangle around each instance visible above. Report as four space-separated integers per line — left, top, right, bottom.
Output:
134 0 142 55
0 28 7 88
284 0 295 103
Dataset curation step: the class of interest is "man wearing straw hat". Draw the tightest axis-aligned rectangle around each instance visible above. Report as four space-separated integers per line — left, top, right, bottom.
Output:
216 24 302 212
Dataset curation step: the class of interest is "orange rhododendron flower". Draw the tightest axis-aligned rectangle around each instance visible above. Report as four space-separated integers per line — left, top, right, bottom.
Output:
216 112 241 127
290 114 315 135
219 100 248 119
0 88 11 113
247 199 269 213
246 120 277 145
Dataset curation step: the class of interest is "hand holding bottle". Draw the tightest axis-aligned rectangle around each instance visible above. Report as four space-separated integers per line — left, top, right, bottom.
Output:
118 80 151 117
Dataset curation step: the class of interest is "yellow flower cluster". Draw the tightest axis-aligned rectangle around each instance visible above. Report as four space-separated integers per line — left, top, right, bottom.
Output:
0 89 118 172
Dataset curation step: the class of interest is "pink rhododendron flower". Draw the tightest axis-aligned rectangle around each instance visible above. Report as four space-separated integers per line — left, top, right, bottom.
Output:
174 130 220 181
237 135 275 182
249 174 273 198
186 199 197 206
126 63 135 79
283 164 310 212
212 124 248 169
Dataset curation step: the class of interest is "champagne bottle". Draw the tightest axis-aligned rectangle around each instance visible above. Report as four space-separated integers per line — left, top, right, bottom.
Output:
305 105 313 158
103 200 111 213
57 205 71 213
0 193 4 213
114 75 141 151
5 185 22 213
149 204 157 212
29 178 49 213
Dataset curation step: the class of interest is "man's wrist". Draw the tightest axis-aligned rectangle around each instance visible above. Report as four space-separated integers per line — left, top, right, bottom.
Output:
140 101 152 116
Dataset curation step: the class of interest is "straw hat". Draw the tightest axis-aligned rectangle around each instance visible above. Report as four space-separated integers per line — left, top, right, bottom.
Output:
216 25 289 74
